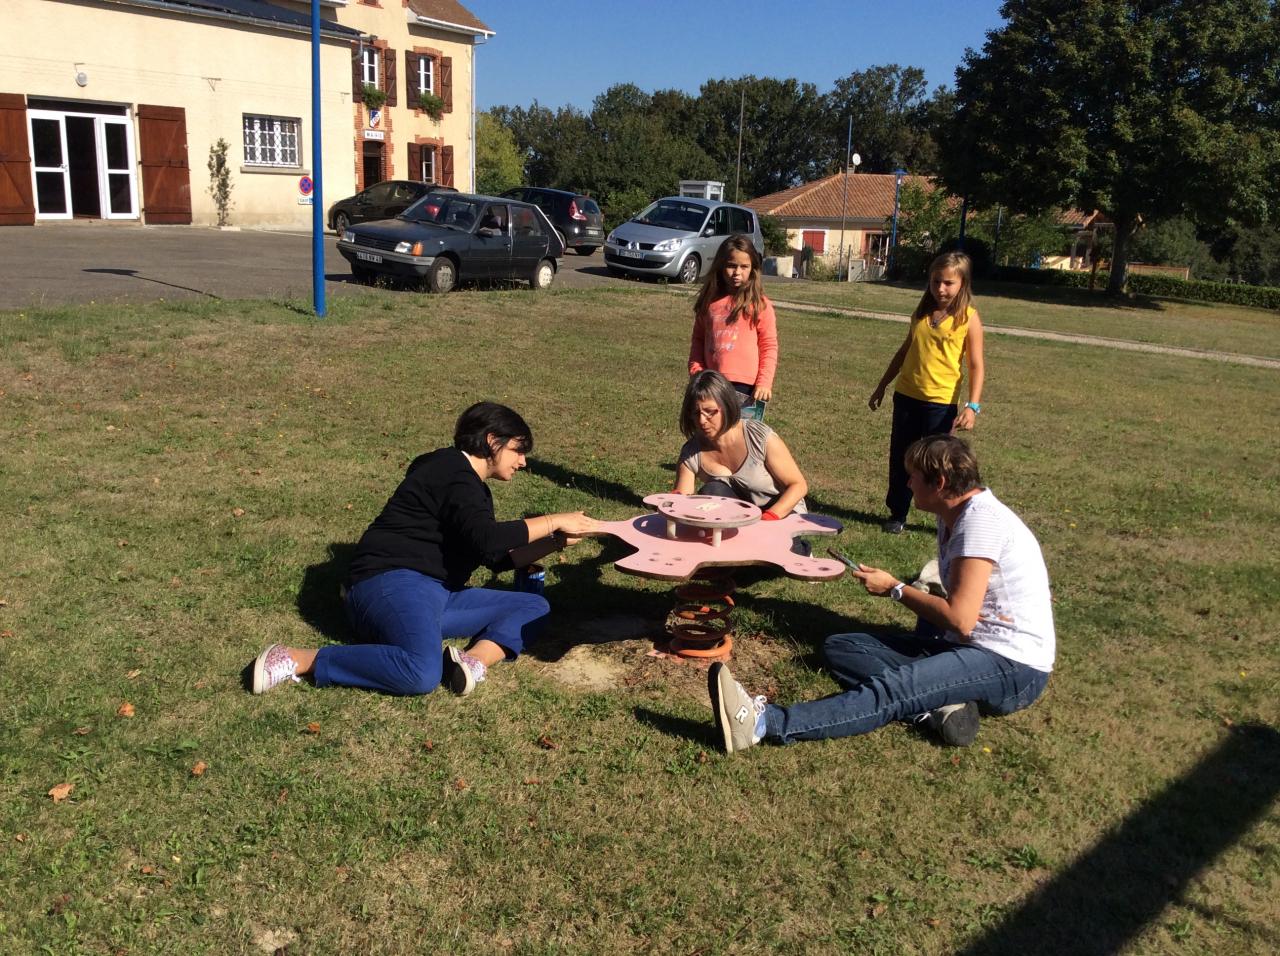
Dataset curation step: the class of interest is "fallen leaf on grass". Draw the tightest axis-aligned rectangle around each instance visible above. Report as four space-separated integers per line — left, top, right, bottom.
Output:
0 597 8 606
925 918 941 928
304 722 320 735
49 893 72 915
194 679 208 689
117 539 128 548
454 778 469 791
1222 716 1235 728
276 788 289 805
15 833 27 842
140 865 155 875
191 761 208 777
870 903 888 919
117 701 135 718
72 726 92 736
48 783 74 803
0 630 13 639
232 507 246 518
522 777 542 786
536 734 558 750
696 750 709 764
126 669 142 679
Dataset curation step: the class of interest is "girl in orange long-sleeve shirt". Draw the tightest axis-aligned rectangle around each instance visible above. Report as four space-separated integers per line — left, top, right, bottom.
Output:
688 235 778 414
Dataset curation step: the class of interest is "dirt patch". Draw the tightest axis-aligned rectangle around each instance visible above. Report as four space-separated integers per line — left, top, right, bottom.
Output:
537 613 796 704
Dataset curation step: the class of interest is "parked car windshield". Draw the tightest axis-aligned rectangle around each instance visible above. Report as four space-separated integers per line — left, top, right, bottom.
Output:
401 195 481 229
632 200 709 232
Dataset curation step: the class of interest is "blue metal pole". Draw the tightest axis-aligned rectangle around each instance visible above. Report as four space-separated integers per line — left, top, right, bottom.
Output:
311 0 326 317
888 168 905 277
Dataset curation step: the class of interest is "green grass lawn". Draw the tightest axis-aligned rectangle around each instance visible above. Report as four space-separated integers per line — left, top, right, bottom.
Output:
1 286 1277 954
766 277 1280 359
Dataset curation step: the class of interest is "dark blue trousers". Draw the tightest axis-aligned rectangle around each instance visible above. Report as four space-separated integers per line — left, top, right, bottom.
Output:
886 391 957 522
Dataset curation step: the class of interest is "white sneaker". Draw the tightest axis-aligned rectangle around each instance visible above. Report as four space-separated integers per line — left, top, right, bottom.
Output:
445 645 487 696
709 662 767 754
251 644 301 695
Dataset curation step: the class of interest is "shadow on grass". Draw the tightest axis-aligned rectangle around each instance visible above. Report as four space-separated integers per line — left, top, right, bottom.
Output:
526 458 647 509
633 706 719 748
976 279 1165 312
958 723 1280 955
297 542 358 641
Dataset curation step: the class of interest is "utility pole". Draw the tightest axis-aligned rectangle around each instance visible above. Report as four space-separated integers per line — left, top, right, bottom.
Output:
734 85 745 203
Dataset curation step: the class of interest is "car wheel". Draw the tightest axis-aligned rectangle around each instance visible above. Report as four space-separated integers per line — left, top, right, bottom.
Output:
529 258 555 291
576 246 598 256
334 212 349 235
675 254 701 284
427 256 457 294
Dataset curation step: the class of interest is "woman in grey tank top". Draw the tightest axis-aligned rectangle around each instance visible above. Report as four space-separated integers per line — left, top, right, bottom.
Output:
673 371 808 518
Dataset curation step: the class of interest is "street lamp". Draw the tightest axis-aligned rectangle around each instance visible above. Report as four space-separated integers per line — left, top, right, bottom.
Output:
887 168 907 277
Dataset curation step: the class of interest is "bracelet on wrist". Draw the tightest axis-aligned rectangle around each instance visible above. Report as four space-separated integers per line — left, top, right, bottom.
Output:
965 401 981 414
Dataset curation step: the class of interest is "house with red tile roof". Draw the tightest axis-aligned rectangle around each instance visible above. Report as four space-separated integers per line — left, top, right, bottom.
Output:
746 170 1110 273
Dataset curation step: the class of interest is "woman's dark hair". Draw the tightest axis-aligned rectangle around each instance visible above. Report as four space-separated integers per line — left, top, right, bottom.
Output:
903 434 982 496
679 370 741 441
453 401 533 458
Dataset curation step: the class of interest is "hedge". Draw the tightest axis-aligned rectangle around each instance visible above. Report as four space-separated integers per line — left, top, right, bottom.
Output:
990 265 1280 310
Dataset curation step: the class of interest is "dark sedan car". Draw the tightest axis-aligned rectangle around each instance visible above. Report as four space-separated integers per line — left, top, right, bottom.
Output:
327 180 457 234
336 192 565 292
500 187 604 255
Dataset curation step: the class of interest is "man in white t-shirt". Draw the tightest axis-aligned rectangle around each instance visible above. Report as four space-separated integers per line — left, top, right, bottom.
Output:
710 435 1054 751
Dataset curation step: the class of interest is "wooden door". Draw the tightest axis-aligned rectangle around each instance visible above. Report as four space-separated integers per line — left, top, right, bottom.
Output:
0 93 35 225
138 105 191 224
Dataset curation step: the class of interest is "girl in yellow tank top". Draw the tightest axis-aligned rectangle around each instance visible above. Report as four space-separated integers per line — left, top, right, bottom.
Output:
867 251 986 532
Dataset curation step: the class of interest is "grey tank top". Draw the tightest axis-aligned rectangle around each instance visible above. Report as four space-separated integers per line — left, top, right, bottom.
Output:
678 418 807 513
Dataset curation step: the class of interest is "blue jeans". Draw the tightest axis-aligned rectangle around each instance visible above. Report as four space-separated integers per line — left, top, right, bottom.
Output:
887 391 957 522
314 569 549 695
762 630 1049 743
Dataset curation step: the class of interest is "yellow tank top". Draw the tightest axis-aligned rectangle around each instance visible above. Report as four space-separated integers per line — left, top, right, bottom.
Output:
896 307 972 405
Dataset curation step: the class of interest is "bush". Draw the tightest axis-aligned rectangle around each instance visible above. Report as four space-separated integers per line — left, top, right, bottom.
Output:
991 266 1280 309
759 215 790 255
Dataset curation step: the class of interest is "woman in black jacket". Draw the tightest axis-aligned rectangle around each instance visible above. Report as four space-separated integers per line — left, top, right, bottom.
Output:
251 402 601 697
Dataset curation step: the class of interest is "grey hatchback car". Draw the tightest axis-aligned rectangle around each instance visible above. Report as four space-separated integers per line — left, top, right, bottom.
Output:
604 197 764 283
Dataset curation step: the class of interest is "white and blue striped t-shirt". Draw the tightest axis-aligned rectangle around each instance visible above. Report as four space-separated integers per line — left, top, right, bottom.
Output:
937 489 1055 672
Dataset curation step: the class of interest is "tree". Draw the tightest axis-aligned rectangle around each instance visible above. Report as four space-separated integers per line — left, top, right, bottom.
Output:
824 65 946 174
1127 216 1217 278
888 181 959 278
475 112 524 195
941 0 1280 295
694 76 828 199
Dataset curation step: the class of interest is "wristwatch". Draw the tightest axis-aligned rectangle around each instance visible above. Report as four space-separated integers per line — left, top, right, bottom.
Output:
965 401 982 414
889 582 906 602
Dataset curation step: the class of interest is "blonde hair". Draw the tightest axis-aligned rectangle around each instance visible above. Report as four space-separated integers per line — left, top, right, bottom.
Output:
912 251 974 326
693 235 768 328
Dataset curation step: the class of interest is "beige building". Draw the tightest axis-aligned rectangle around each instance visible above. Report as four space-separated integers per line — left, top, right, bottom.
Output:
0 0 363 228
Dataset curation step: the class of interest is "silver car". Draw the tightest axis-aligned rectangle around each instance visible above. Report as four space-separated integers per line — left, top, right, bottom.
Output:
604 197 764 283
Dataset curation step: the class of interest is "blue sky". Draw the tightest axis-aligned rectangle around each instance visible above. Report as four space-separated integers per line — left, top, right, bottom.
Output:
464 0 1007 112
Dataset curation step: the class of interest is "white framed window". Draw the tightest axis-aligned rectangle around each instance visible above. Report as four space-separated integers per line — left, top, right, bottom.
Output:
417 55 434 96
421 147 434 184
242 114 301 168
362 47 380 88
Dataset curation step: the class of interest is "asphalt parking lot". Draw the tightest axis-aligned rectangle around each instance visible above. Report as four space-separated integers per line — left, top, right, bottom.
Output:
0 222 630 308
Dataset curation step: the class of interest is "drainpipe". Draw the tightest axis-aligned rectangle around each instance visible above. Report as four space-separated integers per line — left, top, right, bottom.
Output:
471 33 488 191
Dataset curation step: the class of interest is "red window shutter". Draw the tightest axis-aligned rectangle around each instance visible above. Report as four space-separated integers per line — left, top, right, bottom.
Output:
137 105 192 225
802 230 826 254
384 49 397 107
0 92 36 225
441 145 454 187
351 43 363 101
441 57 453 113
405 51 419 100
407 142 422 182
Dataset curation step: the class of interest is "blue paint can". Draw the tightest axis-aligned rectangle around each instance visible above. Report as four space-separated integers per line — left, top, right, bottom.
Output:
516 563 546 596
